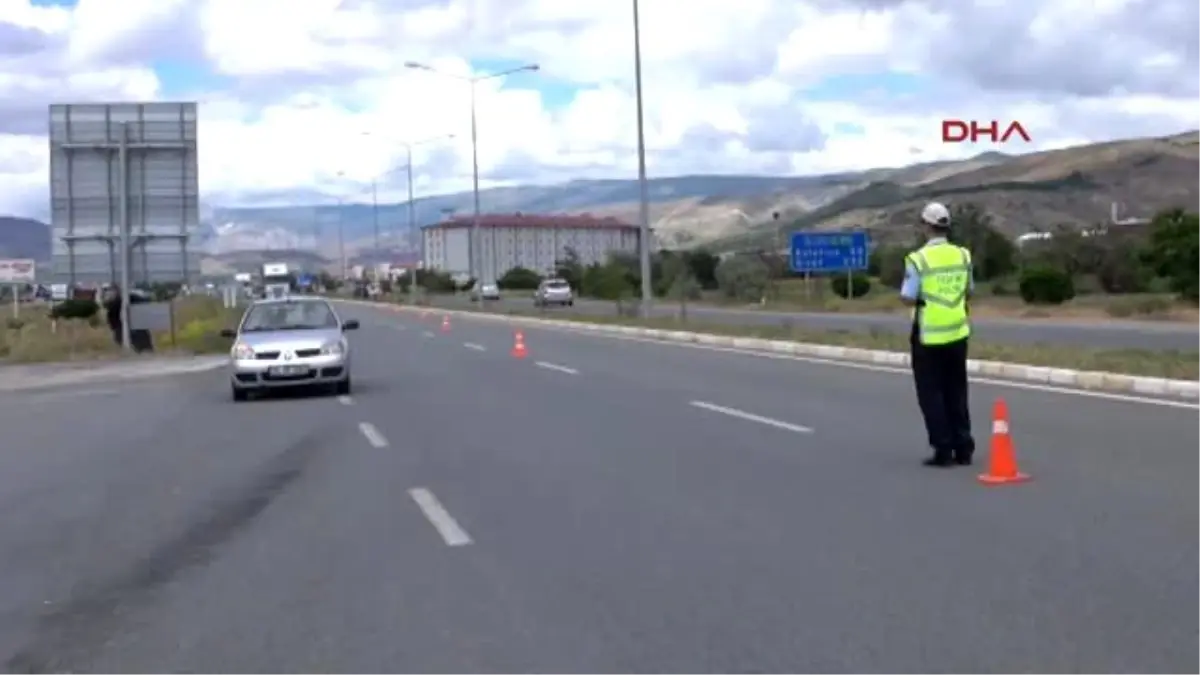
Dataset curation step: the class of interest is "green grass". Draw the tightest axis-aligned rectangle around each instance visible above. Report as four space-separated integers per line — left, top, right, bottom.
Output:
0 296 243 363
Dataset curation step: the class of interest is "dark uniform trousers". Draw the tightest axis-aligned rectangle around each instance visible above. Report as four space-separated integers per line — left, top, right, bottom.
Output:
910 326 975 460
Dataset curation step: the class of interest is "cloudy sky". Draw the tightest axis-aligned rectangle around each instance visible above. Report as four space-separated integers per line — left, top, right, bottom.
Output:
1 0 1196 219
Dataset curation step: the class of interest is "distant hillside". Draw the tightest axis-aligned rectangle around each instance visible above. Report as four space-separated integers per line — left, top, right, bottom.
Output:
710 131 1200 252
211 132 1194 255
205 174 865 256
0 217 51 261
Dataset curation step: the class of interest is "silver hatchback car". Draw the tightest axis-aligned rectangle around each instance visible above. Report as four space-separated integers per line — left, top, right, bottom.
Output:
221 297 359 401
534 278 574 307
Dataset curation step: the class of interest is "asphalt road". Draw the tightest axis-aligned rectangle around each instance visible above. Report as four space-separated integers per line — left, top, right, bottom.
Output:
433 294 1200 351
0 302 1195 673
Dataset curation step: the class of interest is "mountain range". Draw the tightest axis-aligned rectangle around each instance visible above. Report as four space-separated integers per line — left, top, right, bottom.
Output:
2 130 1196 272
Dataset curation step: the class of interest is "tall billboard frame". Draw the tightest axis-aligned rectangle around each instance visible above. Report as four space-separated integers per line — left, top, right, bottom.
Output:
48 102 200 286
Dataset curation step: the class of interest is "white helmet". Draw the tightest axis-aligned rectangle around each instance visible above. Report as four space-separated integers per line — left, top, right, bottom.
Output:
920 201 951 228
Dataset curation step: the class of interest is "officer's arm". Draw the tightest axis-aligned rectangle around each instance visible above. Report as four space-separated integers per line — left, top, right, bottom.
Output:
899 260 922 307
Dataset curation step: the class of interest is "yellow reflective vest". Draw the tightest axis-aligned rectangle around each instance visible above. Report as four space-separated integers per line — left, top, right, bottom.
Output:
907 242 972 345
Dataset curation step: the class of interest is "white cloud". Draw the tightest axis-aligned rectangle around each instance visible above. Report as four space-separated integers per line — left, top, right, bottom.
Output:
0 0 1195 219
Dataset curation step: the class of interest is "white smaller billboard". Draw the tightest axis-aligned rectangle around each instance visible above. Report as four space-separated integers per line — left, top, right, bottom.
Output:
262 263 289 277
0 259 35 284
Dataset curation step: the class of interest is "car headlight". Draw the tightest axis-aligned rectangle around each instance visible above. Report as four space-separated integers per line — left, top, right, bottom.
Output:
231 342 255 359
320 341 345 355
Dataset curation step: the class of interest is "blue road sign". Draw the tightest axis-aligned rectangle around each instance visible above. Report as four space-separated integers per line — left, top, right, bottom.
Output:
297 274 314 287
790 231 870 273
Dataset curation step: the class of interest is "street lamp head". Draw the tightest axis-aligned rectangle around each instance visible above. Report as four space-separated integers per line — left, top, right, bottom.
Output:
404 61 428 71
526 64 540 72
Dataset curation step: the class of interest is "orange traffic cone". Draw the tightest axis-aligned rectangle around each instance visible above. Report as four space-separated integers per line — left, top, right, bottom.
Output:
978 398 1031 485
440 315 451 333
511 331 528 359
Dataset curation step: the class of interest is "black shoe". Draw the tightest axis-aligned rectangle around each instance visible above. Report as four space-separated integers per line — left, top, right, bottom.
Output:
922 455 955 468
954 455 973 466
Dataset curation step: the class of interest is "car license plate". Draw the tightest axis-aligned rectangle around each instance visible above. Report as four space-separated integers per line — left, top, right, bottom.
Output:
269 365 308 376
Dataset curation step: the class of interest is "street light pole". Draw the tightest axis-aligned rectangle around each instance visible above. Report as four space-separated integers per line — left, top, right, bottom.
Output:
337 197 346 279
632 0 653 318
468 79 483 284
371 179 379 270
405 60 539 283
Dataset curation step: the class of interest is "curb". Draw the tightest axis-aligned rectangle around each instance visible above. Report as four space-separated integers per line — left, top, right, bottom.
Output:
0 356 228 392
344 300 1200 402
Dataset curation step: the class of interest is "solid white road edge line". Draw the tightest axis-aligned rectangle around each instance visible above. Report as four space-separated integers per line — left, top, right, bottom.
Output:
535 361 579 375
408 487 473 547
463 342 487 351
358 422 389 448
690 400 814 434
422 331 435 338
337 395 354 405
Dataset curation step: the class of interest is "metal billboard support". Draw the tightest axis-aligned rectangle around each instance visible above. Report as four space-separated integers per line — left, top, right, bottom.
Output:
117 123 132 351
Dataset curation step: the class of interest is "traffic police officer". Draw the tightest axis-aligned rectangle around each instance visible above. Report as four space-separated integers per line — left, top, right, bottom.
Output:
900 202 977 468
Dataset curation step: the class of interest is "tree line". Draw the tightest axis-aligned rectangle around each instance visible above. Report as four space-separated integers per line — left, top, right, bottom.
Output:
365 203 1199 308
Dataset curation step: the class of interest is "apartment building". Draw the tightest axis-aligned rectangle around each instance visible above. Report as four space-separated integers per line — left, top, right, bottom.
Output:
421 213 641 281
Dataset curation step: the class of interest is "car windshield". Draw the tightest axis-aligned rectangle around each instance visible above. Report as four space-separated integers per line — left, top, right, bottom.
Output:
241 301 338 332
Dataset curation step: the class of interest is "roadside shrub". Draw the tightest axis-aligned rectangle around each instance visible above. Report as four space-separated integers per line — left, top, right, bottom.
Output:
1096 246 1150 294
830 273 871 299
1019 265 1075 305
715 255 769 302
498 266 542 290
50 298 99 320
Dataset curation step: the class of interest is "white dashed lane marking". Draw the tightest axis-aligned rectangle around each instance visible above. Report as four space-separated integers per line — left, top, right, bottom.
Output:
689 400 813 434
535 361 578 375
358 422 389 447
409 487 473 547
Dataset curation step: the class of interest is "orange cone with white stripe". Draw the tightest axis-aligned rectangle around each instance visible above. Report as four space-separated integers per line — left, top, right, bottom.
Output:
978 398 1031 485
511 330 528 359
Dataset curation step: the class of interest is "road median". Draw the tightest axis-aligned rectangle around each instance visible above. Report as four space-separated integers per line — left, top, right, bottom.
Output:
343 298 1199 401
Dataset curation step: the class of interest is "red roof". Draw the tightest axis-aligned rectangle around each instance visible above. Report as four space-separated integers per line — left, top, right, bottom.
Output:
425 213 637 231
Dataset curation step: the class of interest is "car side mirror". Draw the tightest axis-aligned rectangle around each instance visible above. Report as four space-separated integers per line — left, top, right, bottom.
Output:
342 319 360 331
219 328 237 338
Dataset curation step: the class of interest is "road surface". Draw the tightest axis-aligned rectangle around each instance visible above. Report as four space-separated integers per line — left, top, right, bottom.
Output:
0 301 1194 672
432 295 1199 351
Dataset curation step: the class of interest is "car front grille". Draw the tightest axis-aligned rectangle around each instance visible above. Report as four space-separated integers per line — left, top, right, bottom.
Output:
255 351 280 360
295 348 321 357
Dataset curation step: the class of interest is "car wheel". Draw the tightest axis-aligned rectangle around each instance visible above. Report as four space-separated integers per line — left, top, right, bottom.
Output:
336 376 352 395
232 385 249 402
